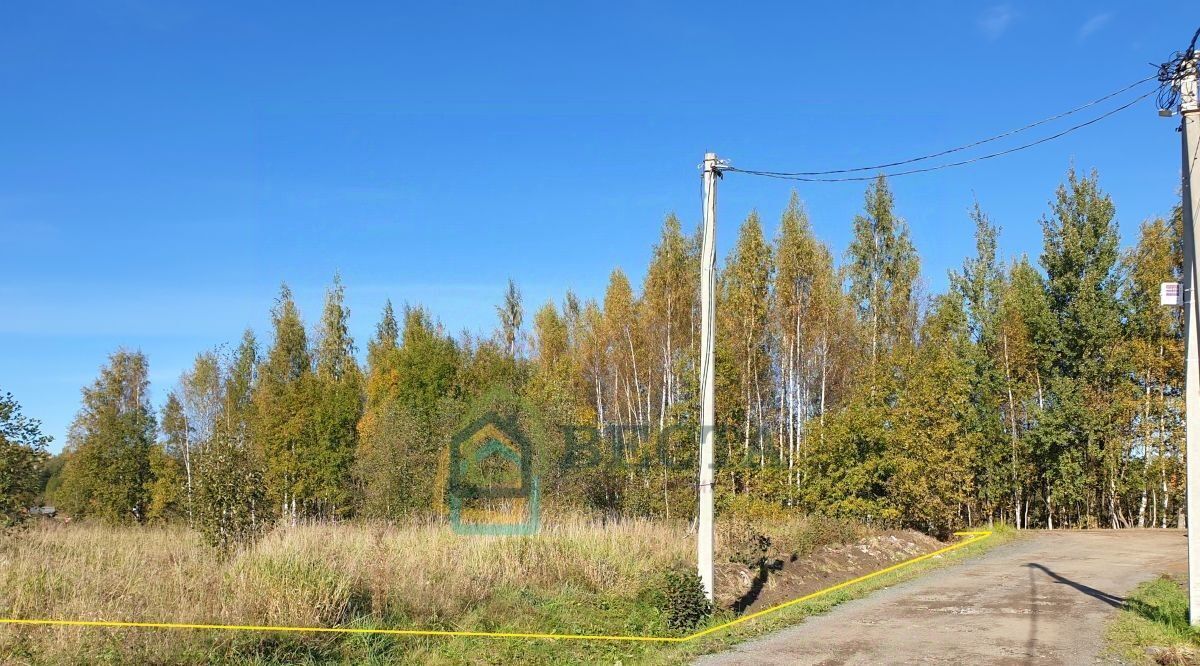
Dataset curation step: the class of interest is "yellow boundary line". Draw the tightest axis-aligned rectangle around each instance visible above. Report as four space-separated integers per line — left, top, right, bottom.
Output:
0 530 991 643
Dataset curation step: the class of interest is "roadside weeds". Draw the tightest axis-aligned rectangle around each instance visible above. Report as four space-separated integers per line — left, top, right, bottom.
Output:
1107 575 1200 665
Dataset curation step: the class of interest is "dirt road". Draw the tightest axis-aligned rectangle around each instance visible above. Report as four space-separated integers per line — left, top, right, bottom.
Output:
695 530 1185 665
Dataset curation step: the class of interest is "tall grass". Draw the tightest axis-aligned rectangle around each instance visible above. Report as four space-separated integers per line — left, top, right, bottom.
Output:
0 513 883 664
0 515 692 662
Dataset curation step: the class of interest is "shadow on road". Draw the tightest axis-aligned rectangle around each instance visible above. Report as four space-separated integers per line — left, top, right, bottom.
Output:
1026 562 1039 664
1024 562 1125 664
1025 563 1125 608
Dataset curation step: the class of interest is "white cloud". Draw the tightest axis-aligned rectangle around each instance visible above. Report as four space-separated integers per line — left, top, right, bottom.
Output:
1078 12 1113 40
978 5 1016 40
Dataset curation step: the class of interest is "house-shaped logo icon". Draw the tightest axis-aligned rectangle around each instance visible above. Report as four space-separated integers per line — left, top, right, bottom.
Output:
448 411 540 535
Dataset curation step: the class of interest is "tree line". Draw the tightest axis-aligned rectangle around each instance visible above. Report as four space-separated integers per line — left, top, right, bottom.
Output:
7 167 1184 544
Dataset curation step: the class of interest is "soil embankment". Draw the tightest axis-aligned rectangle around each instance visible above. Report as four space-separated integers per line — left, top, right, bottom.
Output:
716 530 944 614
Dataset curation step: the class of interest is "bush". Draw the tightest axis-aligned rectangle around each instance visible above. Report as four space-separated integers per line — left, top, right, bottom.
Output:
0 391 50 528
193 434 264 553
647 569 712 632
722 520 772 567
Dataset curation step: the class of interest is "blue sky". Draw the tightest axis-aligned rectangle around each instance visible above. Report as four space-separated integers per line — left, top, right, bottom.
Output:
1 2 1192 453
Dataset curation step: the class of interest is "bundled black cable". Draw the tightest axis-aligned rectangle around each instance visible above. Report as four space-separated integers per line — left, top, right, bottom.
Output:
1157 26 1200 112
726 90 1154 182
726 28 1200 183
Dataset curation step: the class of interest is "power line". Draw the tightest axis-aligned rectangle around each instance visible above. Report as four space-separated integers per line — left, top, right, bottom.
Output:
739 76 1156 178
728 89 1154 183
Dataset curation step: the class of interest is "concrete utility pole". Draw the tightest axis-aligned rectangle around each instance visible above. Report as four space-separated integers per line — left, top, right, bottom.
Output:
1178 54 1200 625
699 151 725 601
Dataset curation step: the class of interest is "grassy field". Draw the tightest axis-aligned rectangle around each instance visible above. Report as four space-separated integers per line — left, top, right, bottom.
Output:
1108 576 1200 665
0 516 998 664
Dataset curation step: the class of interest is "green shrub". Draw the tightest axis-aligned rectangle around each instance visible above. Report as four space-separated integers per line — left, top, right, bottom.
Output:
648 569 712 632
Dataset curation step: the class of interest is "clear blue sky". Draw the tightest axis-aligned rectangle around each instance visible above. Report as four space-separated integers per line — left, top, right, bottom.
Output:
1 2 1192 453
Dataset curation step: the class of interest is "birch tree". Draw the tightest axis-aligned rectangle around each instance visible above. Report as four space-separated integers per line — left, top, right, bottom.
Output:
719 211 774 493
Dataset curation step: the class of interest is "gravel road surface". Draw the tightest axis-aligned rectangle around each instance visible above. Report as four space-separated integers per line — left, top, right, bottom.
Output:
695 530 1186 665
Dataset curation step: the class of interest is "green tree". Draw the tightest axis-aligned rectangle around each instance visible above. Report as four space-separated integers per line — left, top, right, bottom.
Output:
37 453 67 505
801 379 897 521
194 331 263 551
803 179 920 520
55 350 158 523
252 284 312 524
638 214 701 517
643 213 698 433
366 300 400 373
310 275 364 518
357 302 402 503
497 278 524 358
998 256 1053 527
0 390 51 526
890 295 978 536
163 351 224 525
602 269 646 440
158 393 189 521
1122 210 1184 527
396 307 460 425
948 203 1008 524
357 401 426 518
357 305 459 516
146 445 185 523
529 301 577 425
847 175 920 369
772 192 846 494
718 211 774 496
1035 168 1126 528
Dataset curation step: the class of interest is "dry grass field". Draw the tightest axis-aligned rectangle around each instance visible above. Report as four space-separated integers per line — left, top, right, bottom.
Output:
0 514 919 664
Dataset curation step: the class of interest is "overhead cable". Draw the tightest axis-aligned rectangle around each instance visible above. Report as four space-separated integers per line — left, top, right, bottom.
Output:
728 90 1154 183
